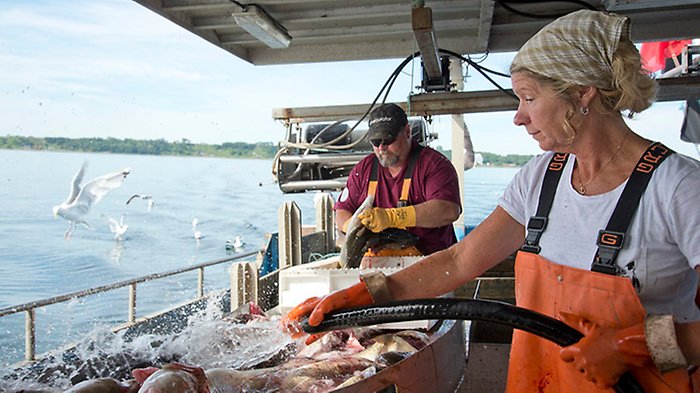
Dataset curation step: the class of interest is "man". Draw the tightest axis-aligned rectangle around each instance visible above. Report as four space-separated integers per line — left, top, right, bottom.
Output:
335 103 461 256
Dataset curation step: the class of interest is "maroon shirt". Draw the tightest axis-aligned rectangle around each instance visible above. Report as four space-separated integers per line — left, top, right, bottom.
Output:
335 143 461 254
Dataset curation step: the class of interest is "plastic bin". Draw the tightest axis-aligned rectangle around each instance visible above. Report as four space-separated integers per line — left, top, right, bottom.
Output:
278 255 435 329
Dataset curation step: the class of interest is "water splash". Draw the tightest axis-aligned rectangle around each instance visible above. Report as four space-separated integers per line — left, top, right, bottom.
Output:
0 296 296 391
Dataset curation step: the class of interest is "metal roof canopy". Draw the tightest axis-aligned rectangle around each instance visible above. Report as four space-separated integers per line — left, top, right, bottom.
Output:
135 1 700 119
134 0 700 66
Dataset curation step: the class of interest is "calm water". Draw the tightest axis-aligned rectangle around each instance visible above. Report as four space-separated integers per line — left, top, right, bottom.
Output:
0 149 517 366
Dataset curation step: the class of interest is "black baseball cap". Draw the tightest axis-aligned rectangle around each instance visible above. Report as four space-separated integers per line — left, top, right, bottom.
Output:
367 103 408 140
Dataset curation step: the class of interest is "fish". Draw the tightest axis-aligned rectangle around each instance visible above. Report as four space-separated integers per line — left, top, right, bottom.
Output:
339 195 375 268
64 378 140 393
204 357 377 393
353 334 418 362
134 356 377 393
223 301 268 324
135 363 207 393
339 195 419 268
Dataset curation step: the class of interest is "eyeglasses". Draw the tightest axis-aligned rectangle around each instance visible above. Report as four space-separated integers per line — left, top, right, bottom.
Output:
370 137 396 148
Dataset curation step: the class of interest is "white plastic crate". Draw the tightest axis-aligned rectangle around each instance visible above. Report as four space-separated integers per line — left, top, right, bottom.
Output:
278 255 435 329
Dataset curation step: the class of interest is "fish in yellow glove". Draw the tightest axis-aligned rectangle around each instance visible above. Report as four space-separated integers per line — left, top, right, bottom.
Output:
358 206 416 233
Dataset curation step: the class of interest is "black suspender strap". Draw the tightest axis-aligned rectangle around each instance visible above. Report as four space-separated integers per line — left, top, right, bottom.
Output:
521 153 570 254
368 145 423 208
591 142 674 275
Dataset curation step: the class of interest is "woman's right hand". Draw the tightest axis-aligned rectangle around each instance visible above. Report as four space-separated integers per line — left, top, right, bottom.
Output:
281 296 322 339
281 280 375 344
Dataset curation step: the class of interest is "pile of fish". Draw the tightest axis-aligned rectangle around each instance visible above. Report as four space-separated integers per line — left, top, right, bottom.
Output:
0 300 434 393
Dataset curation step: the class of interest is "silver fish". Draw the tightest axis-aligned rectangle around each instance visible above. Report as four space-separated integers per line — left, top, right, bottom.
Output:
64 378 139 393
339 195 374 268
339 194 419 268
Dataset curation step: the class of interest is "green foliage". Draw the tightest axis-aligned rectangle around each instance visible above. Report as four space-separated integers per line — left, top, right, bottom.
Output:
0 135 532 164
478 152 533 167
0 135 278 159
432 145 532 167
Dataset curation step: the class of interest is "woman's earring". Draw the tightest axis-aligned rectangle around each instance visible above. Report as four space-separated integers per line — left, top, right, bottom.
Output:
580 107 589 116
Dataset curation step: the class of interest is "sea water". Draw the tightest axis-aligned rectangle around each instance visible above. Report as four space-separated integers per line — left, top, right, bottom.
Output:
0 149 518 367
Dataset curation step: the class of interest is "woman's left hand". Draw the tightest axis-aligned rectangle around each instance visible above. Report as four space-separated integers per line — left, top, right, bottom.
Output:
558 312 651 389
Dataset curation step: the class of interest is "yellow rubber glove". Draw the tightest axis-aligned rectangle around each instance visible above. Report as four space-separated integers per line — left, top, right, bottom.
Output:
358 206 416 233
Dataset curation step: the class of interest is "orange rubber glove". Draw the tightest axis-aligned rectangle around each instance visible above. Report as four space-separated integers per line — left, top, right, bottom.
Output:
281 280 374 345
359 206 416 233
559 313 652 389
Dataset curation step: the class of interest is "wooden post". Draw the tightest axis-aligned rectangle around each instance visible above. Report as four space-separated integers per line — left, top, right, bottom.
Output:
314 192 335 253
229 262 259 311
278 201 302 268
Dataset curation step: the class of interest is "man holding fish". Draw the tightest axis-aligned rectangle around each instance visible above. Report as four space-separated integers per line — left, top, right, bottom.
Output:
335 103 462 258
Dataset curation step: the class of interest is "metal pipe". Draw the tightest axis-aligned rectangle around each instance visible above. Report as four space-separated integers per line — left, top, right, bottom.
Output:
128 284 137 323
24 309 35 362
0 250 260 318
3 250 261 362
278 153 366 164
279 179 348 193
197 267 205 298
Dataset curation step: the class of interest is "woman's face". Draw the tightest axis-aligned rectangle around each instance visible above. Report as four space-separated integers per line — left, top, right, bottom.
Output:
511 72 574 152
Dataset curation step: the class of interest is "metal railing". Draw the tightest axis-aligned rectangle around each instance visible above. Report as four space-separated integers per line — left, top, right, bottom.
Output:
0 250 261 362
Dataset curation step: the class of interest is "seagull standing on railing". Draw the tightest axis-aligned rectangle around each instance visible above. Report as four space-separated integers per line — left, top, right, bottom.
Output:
52 162 130 239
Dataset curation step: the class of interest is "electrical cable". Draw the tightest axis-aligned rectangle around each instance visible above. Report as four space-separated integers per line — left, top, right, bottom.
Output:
273 46 519 184
439 48 517 100
227 0 248 10
497 0 597 19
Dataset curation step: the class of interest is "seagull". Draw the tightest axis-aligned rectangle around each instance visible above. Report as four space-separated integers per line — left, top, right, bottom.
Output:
192 218 203 241
225 235 245 252
126 194 155 211
52 162 130 240
102 213 128 241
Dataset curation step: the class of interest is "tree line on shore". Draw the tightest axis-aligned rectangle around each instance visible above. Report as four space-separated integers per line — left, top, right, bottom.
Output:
0 135 533 166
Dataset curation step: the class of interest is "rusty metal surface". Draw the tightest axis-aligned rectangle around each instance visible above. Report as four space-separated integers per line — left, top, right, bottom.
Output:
333 319 466 393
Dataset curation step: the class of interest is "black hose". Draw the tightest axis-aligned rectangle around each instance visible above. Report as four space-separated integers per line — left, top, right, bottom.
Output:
300 298 644 393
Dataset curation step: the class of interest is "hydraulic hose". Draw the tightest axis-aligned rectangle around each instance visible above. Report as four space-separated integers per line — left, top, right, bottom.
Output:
300 298 644 393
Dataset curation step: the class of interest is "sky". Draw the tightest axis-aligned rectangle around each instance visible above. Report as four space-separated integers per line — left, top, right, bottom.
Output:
0 0 698 157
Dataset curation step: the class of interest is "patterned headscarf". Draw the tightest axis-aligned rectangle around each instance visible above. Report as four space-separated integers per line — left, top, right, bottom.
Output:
510 10 630 89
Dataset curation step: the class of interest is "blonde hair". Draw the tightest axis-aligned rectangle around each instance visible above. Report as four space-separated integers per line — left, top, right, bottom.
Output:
511 37 657 142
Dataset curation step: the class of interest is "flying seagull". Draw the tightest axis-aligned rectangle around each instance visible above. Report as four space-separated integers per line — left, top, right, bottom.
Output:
102 213 128 241
126 194 155 211
52 162 130 239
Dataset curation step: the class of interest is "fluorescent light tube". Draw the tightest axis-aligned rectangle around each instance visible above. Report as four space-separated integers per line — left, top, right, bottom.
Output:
232 5 292 49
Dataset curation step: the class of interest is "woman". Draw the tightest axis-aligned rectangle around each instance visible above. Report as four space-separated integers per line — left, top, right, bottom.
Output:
284 10 700 392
